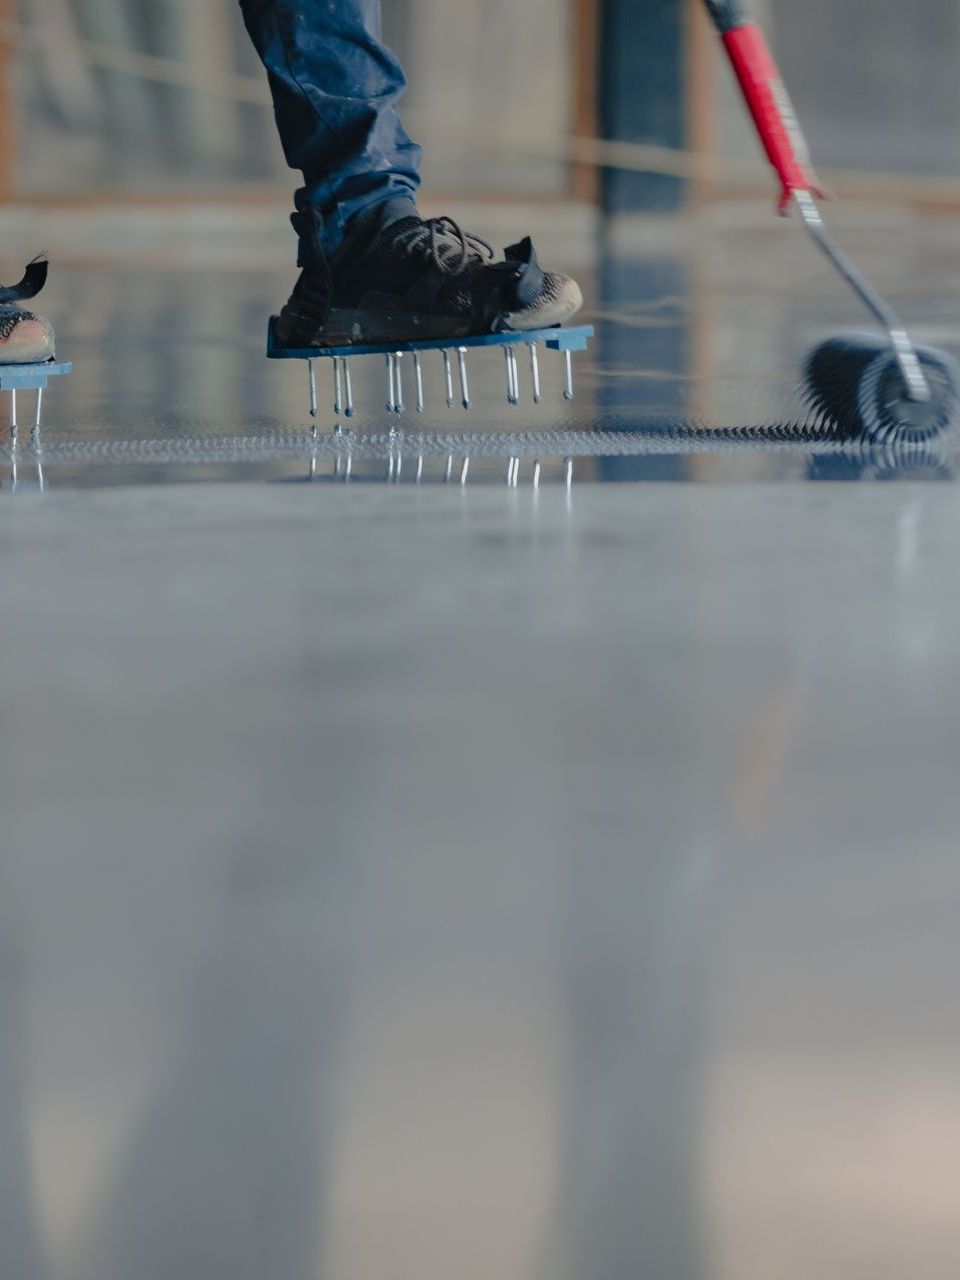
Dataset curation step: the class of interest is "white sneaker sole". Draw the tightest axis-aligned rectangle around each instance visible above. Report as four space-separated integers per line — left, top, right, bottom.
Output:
504 274 584 332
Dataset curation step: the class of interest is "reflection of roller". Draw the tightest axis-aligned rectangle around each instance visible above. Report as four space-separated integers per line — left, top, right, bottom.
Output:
702 0 960 444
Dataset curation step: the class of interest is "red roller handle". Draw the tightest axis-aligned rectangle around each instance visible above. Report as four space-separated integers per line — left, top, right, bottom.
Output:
722 24 826 214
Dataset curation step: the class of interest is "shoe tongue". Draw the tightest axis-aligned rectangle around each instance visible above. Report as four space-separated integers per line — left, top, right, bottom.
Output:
386 217 493 273
380 215 424 243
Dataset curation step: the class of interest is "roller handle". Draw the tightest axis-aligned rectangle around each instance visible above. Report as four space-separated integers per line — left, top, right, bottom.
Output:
701 0 827 214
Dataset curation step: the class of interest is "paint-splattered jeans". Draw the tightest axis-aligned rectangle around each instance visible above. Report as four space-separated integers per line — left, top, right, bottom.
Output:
239 0 421 255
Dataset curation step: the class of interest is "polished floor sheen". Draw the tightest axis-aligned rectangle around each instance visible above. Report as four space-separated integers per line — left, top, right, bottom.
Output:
3 205 960 1279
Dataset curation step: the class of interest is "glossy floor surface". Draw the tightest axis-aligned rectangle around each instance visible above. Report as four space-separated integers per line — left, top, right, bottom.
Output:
3 206 960 1278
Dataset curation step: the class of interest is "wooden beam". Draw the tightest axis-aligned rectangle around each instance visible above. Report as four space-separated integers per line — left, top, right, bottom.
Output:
571 0 600 203
684 0 717 207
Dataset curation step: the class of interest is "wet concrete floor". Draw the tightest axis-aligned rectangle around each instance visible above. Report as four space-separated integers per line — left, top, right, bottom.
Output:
3 208 960 1278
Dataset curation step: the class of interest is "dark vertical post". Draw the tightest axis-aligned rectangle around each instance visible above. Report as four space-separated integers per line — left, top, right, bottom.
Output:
600 0 686 214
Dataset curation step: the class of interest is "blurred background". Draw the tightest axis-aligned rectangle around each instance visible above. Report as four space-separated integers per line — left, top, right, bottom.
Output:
6 0 960 211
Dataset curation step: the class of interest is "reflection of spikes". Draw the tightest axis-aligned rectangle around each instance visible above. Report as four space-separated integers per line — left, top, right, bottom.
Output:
443 350 454 409
414 352 424 413
563 349 574 401
308 359 318 418
333 357 343 416
344 361 354 417
529 342 541 403
344 452 353 481
457 347 470 410
332 454 341 478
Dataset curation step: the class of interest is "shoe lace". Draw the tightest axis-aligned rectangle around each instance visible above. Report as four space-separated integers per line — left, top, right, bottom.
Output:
389 216 494 276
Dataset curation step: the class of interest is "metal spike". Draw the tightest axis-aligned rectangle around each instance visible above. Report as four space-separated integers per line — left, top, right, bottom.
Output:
504 346 514 405
9 389 17 444
529 342 542 404
33 387 43 439
344 452 353 481
416 454 424 483
308 359 318 418
444 454 454 482
457 347 471 410
510 348 521 405
413 352 424 413
394 353 405 415
334 357 343 416
395 449 403 481
460 456 470 485
563 349 574 401
443 350 455 409
532 460 541 489
344 360 354 417
385 354 396 413
565 456 574 487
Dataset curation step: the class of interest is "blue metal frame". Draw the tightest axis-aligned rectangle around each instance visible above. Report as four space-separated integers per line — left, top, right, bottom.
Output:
266 318 593 360
0 360 72 390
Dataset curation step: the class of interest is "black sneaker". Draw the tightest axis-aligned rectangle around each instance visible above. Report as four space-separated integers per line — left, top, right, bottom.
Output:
273 212 583 349
0 257 55 364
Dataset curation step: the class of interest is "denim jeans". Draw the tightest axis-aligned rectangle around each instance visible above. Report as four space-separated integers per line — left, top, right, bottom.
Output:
239 0 421 256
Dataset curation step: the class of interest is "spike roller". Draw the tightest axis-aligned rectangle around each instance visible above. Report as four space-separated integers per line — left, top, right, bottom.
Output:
703 0 960 443
267 320 594 428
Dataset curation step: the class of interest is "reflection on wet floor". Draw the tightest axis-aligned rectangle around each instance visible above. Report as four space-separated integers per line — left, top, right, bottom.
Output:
2 208 960 487
6 208 960 1280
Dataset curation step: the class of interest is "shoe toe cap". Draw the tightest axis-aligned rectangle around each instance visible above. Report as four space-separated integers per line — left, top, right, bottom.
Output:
0 311 55 363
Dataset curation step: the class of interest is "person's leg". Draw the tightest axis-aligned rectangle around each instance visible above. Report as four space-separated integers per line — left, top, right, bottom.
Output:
239 0 421 256
242 0 583 346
